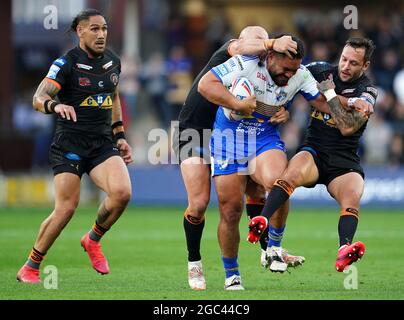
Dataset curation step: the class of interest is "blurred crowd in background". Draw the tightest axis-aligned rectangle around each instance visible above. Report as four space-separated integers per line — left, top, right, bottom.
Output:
7 0 404 171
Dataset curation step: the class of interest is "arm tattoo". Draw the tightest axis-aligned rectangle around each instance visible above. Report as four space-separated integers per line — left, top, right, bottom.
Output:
33 80 60 113
327 96 367 133
35 80 59 99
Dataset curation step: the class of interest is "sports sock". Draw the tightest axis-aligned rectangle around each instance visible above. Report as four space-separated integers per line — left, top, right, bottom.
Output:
26 247 45 269
246 197 268 250
338 208 359 247
268 224 285 248
184 210 205 262
261 179 294 220
89 221 109 242
222 256 240 278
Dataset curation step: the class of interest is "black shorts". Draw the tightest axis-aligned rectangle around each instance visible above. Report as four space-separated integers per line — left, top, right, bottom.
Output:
297 145 364 187
49 132 120 178
172 127 211 164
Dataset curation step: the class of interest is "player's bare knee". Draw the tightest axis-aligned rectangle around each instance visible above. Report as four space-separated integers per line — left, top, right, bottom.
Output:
111 187 132 206
55 197 79 215
339 190 362 207
284 167 303 188
188 199 209 217
219 201 243 225
220 210 242 226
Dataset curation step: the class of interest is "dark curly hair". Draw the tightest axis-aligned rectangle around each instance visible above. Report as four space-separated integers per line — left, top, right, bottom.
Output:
70 9 105 32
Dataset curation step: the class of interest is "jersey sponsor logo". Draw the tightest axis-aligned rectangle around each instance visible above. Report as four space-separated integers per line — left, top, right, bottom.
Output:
46 64 60 79
216 64 232 77
76 63 93 70
79 94 113 109
253 85 265 96
235 56 244 70
341 88 356 94
110 73 119 86
53 58 67 66
311 110 336 128
102 60 113 69
257 72 266 81
266 82 275 92
79 77 91 86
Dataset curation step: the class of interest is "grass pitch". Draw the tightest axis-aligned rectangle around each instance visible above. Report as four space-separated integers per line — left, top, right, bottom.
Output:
0 206 403 300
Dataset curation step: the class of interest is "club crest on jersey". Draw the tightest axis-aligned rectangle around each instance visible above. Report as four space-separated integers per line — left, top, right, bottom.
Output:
102 60 113 69
76 63 93 70
110 73 119 86
79 77 91 86
275 88 287 102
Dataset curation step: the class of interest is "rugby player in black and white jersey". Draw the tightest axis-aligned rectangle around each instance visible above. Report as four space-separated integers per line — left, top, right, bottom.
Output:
248 37 377 272
172 26 305 290
17 9 133 283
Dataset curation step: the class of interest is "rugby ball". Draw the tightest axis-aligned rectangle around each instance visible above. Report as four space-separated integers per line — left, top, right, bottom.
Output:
224 77 254 121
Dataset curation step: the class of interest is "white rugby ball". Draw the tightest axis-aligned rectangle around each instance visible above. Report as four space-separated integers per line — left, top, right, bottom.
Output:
224 77 254 121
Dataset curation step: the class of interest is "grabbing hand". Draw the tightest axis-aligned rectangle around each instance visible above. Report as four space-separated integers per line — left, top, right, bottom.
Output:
272 36 298 59
234 95 256 116
353 99 374 117
270 107 290 124
317 74 336 93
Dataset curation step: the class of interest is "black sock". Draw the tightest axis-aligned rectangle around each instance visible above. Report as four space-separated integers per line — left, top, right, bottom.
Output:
183 214 205 262
262 179 293 220
246 203 268 250
338 208 359 247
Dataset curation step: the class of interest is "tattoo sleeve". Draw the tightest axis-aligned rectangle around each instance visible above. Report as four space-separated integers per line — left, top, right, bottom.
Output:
32 79 60 113
327 96 368 135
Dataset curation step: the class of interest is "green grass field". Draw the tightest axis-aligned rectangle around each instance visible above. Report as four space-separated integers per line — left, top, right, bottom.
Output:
1 206 403 300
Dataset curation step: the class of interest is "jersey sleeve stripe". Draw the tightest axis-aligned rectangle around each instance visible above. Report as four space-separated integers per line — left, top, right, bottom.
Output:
210 69 223 83
300 90 320 101
241 55 258 62
44 77 62 90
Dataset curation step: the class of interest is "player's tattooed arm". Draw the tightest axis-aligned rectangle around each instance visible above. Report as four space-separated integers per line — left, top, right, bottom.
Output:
33 79 77 121
326 96 368 136
32 79 60 113
317 75 368 136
